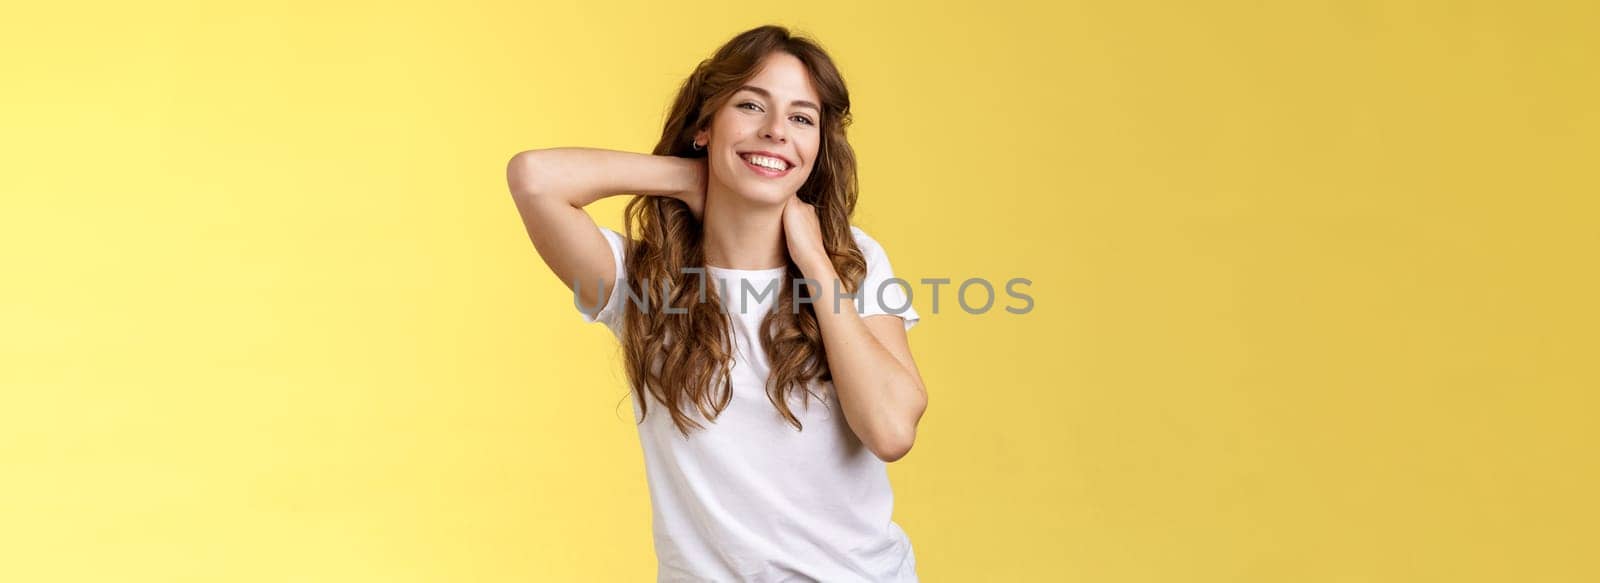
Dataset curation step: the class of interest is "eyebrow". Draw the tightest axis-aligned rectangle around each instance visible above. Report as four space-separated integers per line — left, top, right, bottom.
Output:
735 85 820 113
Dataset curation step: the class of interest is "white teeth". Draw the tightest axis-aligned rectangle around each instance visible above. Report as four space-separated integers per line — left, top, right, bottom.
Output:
743 154 787 171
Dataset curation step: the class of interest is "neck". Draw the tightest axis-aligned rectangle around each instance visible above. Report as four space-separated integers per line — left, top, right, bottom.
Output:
701 179 787 270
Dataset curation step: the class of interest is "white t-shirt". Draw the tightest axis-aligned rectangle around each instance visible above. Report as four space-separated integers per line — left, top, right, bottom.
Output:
579 224 921 582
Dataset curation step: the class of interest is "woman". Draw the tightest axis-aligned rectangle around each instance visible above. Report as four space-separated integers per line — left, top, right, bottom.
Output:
506 25 927 582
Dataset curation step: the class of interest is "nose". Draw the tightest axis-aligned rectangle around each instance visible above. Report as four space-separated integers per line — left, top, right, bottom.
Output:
761 117 787 143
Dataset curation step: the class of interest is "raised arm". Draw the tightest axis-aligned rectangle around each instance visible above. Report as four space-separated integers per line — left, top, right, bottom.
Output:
505 147 705 309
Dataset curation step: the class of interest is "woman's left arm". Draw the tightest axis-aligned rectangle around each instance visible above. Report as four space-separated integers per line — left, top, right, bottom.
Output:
783 196 928 462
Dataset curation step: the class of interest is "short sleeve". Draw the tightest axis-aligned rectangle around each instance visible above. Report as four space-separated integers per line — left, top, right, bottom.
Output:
850 226 920 332
577 225 628 333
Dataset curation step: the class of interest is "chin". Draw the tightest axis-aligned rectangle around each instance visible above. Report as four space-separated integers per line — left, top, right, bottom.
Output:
718 169 798 205
731 181 795 205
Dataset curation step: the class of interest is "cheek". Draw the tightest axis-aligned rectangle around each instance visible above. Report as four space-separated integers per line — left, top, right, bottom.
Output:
719 116 758 139
799 142 821 174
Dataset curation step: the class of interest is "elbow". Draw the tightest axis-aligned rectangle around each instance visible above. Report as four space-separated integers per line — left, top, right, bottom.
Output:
506 149 547 201
867 397 925 463
869 433 916 463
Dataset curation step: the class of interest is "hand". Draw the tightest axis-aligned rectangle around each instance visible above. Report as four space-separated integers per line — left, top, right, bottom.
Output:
781 194 830 274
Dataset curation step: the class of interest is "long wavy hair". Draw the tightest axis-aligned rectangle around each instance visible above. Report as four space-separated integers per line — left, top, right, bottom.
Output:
619 25 866 435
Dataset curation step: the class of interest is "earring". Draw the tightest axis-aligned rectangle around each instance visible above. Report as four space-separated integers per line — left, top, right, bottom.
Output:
692 141 705 150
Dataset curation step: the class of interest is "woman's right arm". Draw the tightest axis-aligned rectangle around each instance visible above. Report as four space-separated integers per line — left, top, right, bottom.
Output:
505 147 706 310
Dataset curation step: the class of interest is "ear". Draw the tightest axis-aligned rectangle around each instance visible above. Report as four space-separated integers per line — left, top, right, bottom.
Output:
694 128 709 147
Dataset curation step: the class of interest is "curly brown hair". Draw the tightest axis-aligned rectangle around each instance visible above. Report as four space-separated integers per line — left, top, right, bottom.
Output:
618 25 868 435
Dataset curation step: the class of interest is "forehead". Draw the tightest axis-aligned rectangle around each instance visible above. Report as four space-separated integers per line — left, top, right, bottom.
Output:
743 52 820 104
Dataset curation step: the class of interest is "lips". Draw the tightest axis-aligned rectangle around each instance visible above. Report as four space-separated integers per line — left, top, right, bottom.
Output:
739 150 793 166
740 155 792 178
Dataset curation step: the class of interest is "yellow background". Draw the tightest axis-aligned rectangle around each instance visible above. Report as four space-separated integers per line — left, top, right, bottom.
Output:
3 1 1596 581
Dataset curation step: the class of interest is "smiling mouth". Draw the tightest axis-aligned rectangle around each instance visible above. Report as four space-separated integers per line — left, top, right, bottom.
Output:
739 153 792 177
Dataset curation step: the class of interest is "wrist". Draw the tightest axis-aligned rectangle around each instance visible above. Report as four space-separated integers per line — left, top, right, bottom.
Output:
677 157 707 200
796 256 837 283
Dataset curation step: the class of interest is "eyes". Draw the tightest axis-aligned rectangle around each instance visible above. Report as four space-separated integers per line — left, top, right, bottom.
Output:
736 101 815 127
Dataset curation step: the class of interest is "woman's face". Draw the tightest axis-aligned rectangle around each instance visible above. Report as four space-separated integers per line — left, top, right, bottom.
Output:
696 52 823 207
